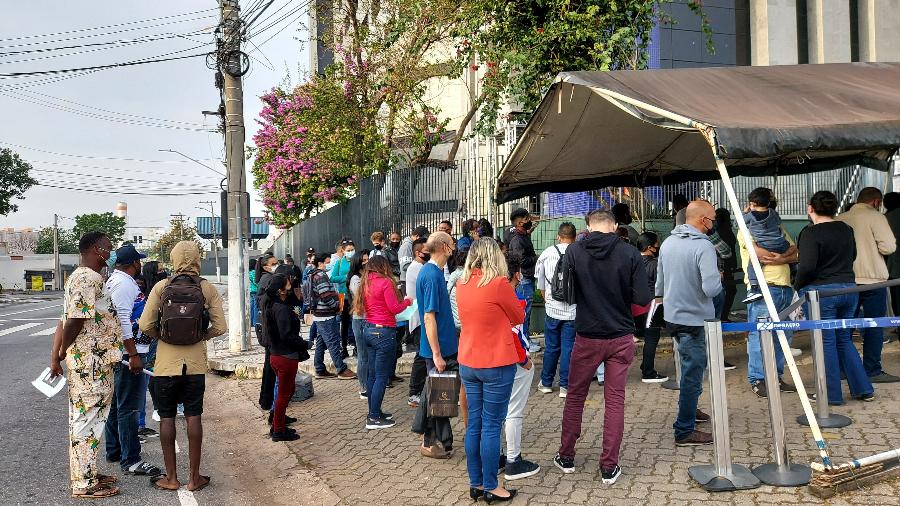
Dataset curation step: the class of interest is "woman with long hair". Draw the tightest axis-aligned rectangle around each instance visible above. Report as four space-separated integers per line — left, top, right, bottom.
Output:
348 249 371 397
140 261 165 297
259 273 308 441
354 255 411 430
456 238 525 503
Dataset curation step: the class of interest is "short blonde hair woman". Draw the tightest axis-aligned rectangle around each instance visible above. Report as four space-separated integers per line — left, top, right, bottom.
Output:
456 238 527 503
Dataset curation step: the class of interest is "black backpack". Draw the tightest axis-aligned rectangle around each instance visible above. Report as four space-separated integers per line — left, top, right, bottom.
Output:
158 274 207 345
550 245 575 305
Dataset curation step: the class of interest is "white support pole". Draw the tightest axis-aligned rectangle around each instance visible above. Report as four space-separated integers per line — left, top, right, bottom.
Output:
712 155 832 468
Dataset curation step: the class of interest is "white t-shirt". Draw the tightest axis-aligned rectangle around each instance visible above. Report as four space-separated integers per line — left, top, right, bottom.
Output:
405 261 425 331
535 243 577 321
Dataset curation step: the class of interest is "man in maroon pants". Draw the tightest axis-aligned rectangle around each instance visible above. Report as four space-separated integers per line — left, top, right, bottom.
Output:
552 210 650 485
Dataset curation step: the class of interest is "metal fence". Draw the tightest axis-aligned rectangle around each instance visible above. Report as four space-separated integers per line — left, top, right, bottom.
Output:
273 160 891 257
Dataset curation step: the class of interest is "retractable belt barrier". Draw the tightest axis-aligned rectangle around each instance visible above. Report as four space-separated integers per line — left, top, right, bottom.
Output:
722 316 900 333
775 278 900 321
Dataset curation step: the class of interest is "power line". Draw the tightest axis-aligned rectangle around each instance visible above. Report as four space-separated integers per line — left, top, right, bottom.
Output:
29 160 220 180
35 183 218 196
0 141 219 164
12 88 210 126
0 90 216 131
0 30 209 58
0 9 217 43
244 0 295 37
0 51 209 78
31 168 220 188
247 1 310 40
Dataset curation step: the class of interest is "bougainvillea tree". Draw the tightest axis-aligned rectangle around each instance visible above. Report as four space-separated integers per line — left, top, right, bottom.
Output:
251 74 388 227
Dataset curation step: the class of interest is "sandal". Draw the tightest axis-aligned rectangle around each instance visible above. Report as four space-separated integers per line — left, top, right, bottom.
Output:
187 475 211 492
72 483 120 499
96 474 118 485
150 474 180 491
125 461 161 476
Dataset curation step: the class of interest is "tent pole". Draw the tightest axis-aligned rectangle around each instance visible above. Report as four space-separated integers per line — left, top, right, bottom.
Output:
712 155 832 468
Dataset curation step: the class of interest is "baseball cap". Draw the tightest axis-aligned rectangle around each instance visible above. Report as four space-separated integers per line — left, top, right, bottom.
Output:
115 243 147 265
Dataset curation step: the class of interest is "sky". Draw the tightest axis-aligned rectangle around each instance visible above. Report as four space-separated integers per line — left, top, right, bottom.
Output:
0 1 310 232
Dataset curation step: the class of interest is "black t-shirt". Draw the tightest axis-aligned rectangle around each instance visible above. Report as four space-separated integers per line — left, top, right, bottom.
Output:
794 221 857 289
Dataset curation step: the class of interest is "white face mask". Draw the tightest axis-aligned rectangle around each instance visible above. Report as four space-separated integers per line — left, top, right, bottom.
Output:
264 264 276 273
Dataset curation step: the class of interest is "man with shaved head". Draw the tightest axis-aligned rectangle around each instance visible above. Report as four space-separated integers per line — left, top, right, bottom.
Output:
656 200 722 447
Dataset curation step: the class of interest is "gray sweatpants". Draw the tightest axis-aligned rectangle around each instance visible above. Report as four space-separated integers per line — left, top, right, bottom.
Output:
504 364 534 460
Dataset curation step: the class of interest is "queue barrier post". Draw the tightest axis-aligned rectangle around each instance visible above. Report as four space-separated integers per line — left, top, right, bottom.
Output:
797 290 852 428
688 320 760 491
752 323 812 486
661 335 682 390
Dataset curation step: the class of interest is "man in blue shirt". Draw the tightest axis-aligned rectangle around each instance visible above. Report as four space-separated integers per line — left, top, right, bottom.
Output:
414 232 459 459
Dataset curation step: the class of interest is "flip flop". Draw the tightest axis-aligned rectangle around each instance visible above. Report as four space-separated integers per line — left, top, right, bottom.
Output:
96 474 118 485
72 483 120 499
150 474 180 491
187 475 211 492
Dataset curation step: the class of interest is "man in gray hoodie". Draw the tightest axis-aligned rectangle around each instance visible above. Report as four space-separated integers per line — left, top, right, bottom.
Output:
656 200 722 447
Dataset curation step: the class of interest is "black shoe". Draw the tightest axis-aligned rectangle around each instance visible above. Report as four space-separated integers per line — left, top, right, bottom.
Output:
779 379 797 392
137 427 159 438
497 454 507 474
695 409 711 423
601 465 622 485
483 489 517 504
870 372 900 383
271 429 300 442
390 375 405 383
855 392 876 402
641 372 668 383
504 457 541 481
268 413 298 425
751 380 767 398
469 487 484 502
269 427 297 438
381 412 394 420
553 453 575 474
675 430 713 446
723 361 737 371
365 417 396 430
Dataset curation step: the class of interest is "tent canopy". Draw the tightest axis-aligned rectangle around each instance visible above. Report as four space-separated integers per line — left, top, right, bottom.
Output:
495 62 900 203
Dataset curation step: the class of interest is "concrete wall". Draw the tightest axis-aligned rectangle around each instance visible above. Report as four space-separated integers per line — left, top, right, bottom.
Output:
0 254 79 290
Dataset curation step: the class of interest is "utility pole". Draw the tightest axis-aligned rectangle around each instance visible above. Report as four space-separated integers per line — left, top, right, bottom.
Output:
219 0 250 352
53 214 60 290
200 200 222 282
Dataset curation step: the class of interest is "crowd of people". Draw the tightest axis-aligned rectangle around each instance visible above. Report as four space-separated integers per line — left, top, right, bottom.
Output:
48 184 900 500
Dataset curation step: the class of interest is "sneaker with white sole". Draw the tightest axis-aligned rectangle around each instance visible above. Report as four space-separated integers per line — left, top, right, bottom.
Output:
790 347 802 357
722 361 737 371
641 372 668 383
537 384 553 394
601 465 622 485
365 417 396 430
559 387 567 398
504 456 541 481
528 342 542 354
553 453 575 474
743 292 763 304
407 395 420 407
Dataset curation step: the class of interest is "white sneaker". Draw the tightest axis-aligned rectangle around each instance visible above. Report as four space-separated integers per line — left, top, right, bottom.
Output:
559 387 567 398
538 384 553 394
528 342 542 354
791 348 802 357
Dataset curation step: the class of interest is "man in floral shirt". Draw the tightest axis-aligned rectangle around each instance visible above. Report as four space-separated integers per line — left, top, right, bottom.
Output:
50 232 124 499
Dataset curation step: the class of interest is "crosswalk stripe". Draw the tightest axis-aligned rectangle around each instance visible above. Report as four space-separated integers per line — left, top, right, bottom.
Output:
29 326 58 336
0 322 42 336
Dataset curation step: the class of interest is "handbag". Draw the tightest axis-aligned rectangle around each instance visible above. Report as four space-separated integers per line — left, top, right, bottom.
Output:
426 370 460 418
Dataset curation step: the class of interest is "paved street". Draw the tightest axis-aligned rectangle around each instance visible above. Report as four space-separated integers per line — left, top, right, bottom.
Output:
227 331 900 506
0 294 332 506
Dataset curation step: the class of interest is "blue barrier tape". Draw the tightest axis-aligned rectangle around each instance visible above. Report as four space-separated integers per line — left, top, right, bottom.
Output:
721 316 900 333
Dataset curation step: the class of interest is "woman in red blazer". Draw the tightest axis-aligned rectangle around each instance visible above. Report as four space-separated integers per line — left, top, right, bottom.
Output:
456 238 526 503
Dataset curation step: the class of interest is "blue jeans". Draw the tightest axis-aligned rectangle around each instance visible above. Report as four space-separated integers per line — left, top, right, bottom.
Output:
104 353 148 469
314 317 347 374
138 341 157 428
746 285 794 384
363 323 397 419
515 278 535 342
541 316 575 389
308 320 317 348
712 288 725 320
669 326 705 440
250 292 259 327
800 284 873 404
856 286 887 377
353 318 369 393
460 364 516 491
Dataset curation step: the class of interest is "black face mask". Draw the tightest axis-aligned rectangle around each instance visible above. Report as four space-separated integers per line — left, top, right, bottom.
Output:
390 241 401 250
705 221 718 236
421 253 431 262
374 244 383 250
521 221 532 231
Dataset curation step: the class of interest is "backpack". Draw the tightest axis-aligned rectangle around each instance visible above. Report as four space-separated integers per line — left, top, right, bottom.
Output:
159 274 207 345
550 245 575 305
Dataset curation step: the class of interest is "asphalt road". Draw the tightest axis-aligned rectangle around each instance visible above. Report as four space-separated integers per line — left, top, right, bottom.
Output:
0 294 248 506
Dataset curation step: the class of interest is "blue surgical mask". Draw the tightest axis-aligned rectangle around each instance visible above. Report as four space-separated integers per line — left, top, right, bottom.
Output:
345 250 355 259
106 250 117 269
